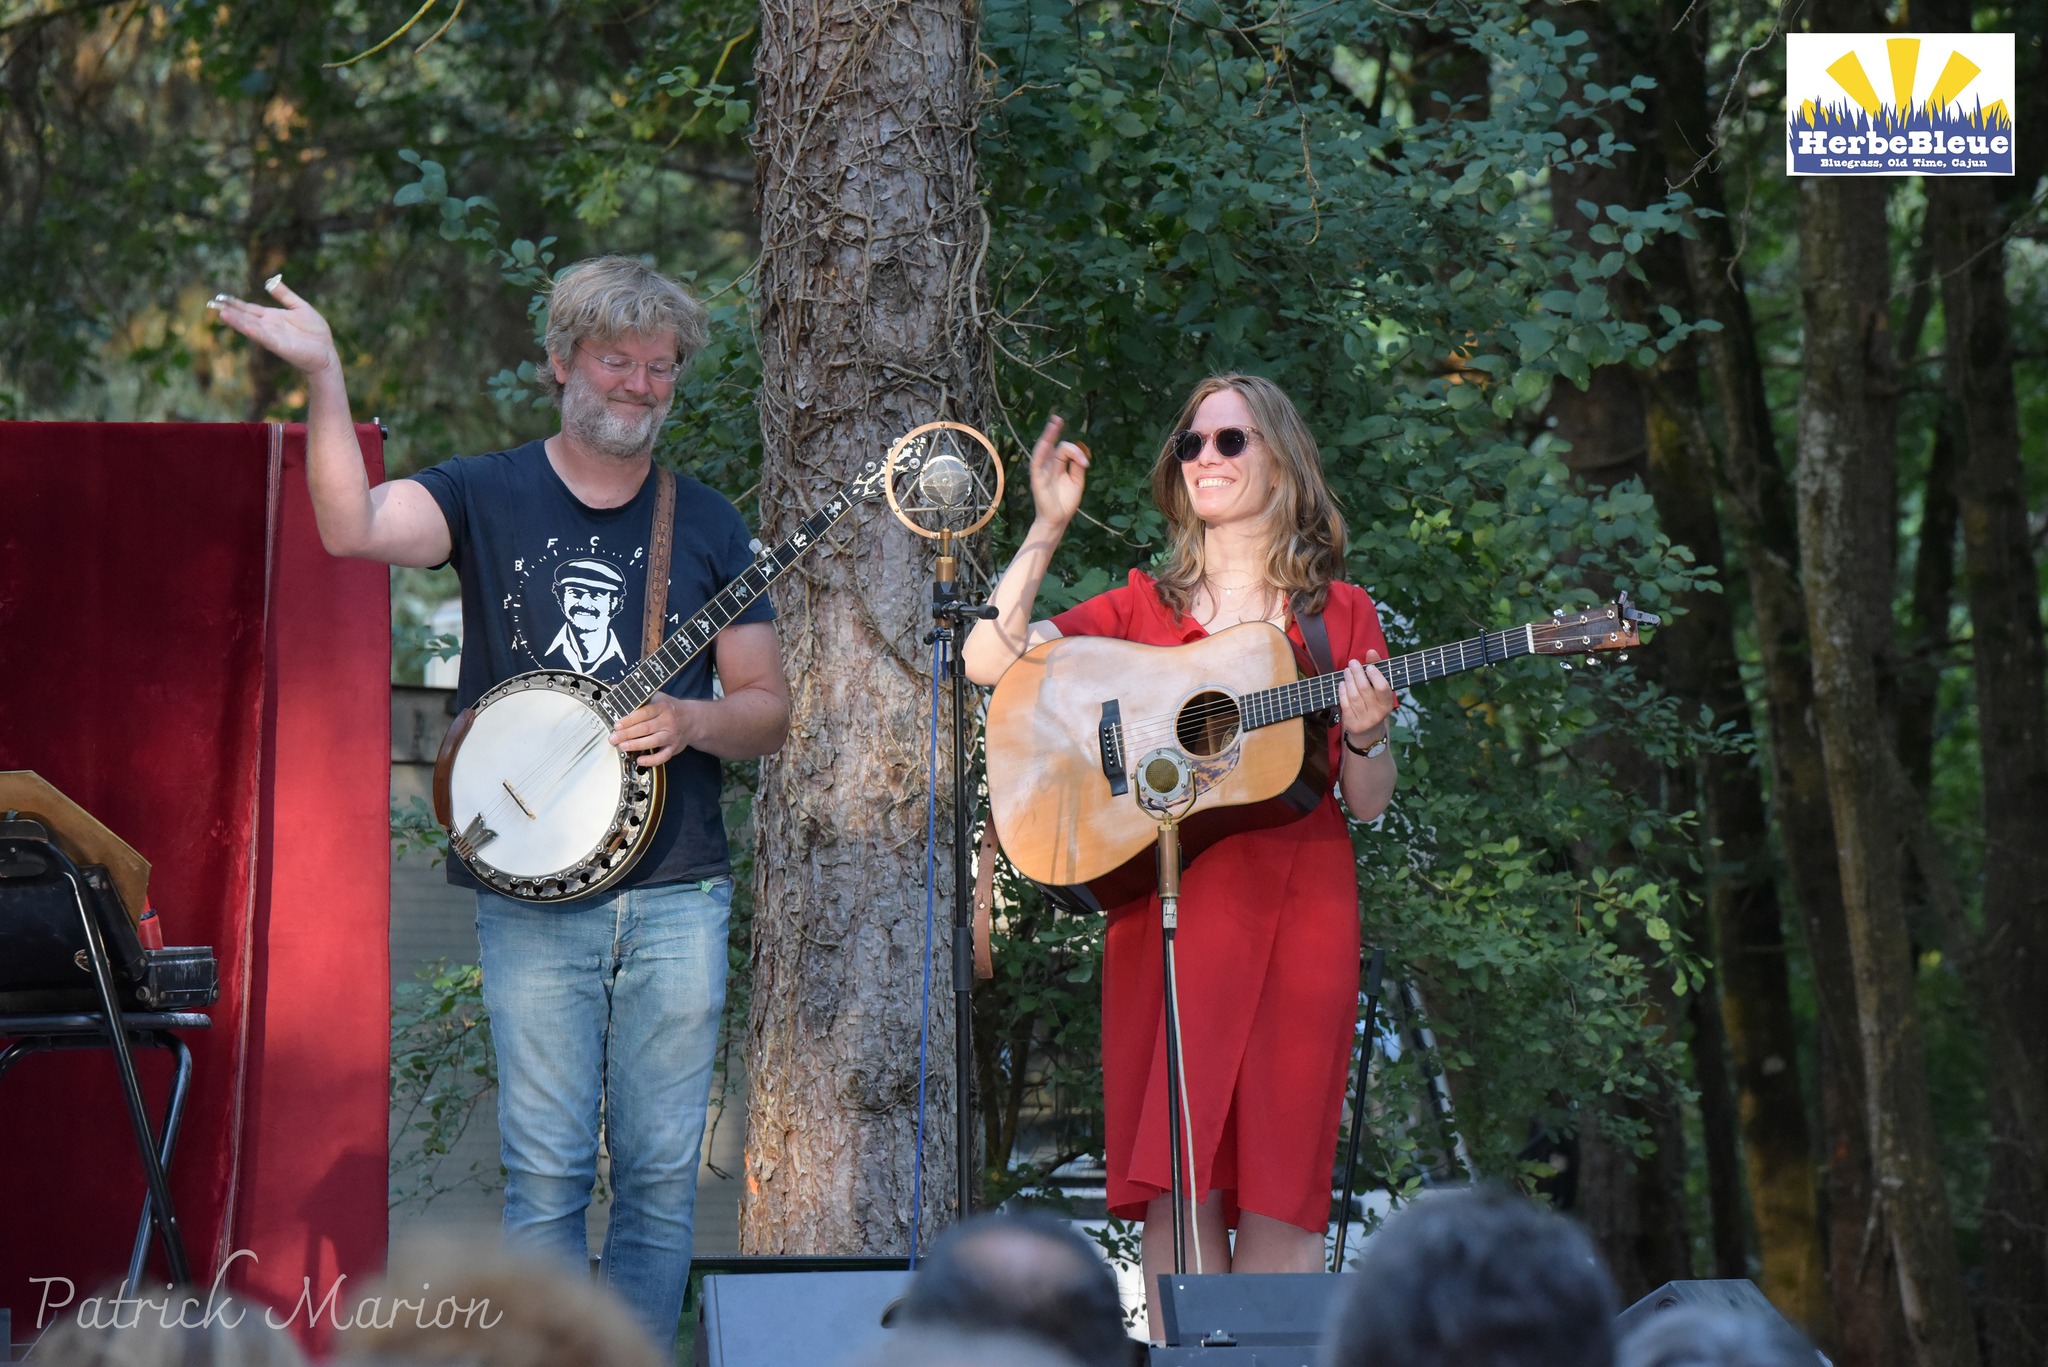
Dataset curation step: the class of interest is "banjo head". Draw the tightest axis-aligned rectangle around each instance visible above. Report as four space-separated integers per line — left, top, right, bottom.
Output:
445 672 664 902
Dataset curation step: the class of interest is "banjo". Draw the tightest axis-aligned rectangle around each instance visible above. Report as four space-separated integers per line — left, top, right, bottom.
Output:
431 449 911 903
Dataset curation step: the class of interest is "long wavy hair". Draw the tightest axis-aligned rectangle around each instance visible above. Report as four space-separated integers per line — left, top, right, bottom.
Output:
1148 373 1347 620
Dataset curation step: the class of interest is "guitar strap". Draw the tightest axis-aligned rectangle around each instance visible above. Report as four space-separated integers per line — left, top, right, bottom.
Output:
972 821 998 980
1296 608 1342 727
1297 609 1336 676
643 464 677 661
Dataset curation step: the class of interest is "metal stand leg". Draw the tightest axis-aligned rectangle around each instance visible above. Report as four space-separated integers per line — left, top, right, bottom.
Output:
68 869 191 1284
1331 947 1385 1271
127 1032 194 1289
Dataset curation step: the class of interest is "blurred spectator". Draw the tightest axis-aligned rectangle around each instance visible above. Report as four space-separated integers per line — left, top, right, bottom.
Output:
32 1288 307 1367
334 1237 662 1367
1618 1307 1820 1367
893 1211 1133 1367
848 1328 1081 1367
1323 1185 1620 1367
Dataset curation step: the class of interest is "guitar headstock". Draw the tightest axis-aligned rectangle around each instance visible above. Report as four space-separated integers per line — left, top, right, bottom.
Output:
1529 591 1661 655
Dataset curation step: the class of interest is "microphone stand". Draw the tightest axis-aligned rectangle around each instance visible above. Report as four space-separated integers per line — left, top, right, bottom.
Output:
1331 945 1385 1270
928 527 997 1222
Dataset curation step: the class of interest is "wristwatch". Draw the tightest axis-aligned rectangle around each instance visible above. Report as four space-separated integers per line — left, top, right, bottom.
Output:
1344 727 1390 760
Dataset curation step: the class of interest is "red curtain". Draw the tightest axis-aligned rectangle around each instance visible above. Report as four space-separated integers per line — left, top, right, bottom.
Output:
0 422 389 1351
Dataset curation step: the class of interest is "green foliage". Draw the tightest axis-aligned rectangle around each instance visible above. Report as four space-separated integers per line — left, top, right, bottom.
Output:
388 960 497 1208
390 792 451 866
0 0 757 472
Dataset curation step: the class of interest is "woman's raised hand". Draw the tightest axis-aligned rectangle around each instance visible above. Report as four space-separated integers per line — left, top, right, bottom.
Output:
208 276 339 378
1028 414 1090 530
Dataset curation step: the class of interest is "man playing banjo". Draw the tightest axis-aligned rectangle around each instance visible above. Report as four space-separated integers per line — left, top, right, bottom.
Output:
212 256 790 1349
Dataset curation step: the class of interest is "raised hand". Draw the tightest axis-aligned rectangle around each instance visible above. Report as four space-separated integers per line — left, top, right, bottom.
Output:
1027 414 1090 530
207 275 339 378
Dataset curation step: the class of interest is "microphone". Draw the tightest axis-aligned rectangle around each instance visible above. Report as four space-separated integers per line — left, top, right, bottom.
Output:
917 450 973 513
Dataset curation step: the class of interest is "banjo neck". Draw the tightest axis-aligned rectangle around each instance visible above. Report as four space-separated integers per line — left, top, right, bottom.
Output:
600 470 880 722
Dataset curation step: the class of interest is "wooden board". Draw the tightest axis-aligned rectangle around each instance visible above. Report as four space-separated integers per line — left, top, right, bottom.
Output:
0 770 151 925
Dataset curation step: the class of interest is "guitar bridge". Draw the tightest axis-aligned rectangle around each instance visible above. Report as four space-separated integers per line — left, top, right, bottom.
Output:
1098 700 1128 797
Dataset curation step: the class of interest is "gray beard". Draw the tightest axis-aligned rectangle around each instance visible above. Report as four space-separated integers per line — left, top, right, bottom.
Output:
561 369 672 461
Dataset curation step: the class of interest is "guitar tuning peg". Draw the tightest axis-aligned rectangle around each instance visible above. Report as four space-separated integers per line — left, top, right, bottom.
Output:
1561 661 1573 670
1553 608 1565 620
1619 652 1629 662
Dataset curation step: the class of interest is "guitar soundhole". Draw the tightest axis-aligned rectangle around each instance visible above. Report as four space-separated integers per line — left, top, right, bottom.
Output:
1175 690 1241 758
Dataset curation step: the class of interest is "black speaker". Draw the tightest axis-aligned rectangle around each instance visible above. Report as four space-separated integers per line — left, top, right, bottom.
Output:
1148 1273 1344 1367
1614 1279 1802 1338
694 1270 911 1367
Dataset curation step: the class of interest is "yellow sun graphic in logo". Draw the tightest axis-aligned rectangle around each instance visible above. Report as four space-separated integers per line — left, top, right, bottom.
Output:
1797 37 2010 130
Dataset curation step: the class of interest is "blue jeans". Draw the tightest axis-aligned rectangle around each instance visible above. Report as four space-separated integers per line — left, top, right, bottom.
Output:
476 877 731 1350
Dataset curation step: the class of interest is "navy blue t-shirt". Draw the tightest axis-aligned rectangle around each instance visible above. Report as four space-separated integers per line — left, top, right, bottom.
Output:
412 441 775 893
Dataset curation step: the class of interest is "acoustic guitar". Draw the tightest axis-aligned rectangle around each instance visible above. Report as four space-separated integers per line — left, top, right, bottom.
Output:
984 596 1656 911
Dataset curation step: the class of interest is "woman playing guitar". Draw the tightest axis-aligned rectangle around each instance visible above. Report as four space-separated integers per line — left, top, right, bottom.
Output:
962 375 1399 1322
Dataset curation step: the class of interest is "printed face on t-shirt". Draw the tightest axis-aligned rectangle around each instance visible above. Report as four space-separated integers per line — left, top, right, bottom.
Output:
560 583 619 631
528 547 640 676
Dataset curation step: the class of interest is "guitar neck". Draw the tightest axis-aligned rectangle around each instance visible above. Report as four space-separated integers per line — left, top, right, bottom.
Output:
1239 624 1538 730
603 483 869 720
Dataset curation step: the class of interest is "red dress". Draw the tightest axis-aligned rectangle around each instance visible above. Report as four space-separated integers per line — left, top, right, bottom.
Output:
1051 570 1389 1232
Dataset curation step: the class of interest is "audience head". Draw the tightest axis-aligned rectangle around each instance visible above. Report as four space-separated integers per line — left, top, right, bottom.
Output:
894 1210 1130 1367
1618 1307 1819 1367
31 1287 307 1367
851 1329 1082 1367
335 1236 664 1367
1323 1185 1621 1367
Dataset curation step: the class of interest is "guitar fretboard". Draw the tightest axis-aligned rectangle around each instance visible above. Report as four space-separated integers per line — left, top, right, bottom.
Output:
601 484 868 721
1238 625 1535 731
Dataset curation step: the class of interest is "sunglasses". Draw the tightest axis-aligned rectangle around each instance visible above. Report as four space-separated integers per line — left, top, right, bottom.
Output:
1172 427 1258 462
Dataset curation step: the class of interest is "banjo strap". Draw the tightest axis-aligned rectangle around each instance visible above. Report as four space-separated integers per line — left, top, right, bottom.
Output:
643 464 677 661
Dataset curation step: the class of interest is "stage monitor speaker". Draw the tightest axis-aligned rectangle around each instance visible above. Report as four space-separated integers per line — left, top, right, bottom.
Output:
694 1270 911 1367
1615 1278 1826 1365
1149 1273 1341 1367
1615 1278 1780 1337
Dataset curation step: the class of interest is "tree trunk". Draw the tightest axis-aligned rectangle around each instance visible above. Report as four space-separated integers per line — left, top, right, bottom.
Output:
743 0 990 1253
1542 54 1700 1292
1895 415 1959 799
1653 4 1868 1349
1795 160 1980 1367
1640 346 1768 1286
1928 169 2048 1367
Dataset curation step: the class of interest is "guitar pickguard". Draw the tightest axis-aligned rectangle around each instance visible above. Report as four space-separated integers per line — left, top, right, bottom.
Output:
1186 745 1241 799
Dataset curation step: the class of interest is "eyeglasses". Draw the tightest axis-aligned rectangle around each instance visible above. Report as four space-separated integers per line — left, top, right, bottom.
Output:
1172 426 1258 462
578 344 680 384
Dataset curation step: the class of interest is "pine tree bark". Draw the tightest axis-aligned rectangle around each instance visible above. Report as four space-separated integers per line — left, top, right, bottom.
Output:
743 0 990 1253
1795 161 1980 1367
